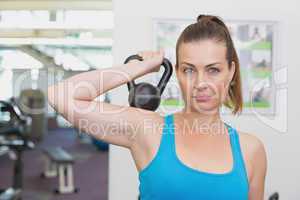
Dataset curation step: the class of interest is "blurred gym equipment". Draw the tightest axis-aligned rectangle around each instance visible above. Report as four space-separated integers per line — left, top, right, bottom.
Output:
41 147 79 194
18 89 46 141
0 99 34 200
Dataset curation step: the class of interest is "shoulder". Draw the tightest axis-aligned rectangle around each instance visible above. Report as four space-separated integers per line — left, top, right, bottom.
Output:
237 131 267 161
236 130 267 181
237 131 266 155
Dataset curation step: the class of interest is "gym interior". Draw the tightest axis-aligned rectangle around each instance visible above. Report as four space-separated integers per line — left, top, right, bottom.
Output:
0 0 299 200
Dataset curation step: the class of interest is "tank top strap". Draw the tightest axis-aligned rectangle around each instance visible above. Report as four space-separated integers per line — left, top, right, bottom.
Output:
157 114 176 158
225 123 248 177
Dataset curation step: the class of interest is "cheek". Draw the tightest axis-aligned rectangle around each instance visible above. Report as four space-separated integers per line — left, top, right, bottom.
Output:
178 77 194 94
214 81 228 100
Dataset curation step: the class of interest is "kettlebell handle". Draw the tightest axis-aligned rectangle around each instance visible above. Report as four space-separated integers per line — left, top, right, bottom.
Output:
124 54 173 95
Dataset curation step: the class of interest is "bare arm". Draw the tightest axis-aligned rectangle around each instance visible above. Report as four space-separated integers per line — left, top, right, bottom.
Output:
48 51 163 148
248 137 267 200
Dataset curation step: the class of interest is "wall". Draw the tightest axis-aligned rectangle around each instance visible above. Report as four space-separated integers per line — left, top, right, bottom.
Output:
110 0 300 199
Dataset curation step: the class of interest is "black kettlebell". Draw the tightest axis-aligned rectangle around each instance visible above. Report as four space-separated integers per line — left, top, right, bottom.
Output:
124 54 173 111
268 192 279 200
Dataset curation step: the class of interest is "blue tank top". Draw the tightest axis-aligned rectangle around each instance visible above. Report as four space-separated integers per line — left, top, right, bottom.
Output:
138 114 249 200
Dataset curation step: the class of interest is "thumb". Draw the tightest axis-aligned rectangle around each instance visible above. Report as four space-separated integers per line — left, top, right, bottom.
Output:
158 49 165 57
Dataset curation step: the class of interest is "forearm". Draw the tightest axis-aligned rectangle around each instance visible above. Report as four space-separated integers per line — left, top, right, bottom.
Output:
51 60 153 100
47 60 155 118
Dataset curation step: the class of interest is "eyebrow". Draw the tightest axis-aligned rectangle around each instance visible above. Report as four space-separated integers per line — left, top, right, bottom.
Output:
180 62 221 68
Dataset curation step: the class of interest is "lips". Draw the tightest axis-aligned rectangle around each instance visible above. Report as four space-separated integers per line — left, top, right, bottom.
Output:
194 95 211 102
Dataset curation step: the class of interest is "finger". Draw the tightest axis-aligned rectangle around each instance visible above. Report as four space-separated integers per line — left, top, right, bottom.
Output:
155 51 162 59
150 52 155 59
138 51 148 60
155 51 161 58
137 51 144 58
144 52 152 60
158 49 164 57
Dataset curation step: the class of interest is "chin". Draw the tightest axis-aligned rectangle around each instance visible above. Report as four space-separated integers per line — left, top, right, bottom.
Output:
193 106 218 114
191 100 220 114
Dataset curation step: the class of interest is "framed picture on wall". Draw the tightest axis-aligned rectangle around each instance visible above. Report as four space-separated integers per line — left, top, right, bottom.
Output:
153 18 278 115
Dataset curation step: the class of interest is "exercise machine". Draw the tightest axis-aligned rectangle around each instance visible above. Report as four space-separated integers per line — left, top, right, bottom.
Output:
0 99 34 200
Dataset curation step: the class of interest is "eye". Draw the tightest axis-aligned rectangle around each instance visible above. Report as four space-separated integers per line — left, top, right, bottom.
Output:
183 68 194 74
207 67 220 74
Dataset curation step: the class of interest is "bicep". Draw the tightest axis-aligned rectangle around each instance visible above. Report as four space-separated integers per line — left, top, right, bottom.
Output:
248 139 267 200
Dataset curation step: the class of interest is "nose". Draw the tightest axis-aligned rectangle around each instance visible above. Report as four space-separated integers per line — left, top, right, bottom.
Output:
194 72 209 91
195 83 209 92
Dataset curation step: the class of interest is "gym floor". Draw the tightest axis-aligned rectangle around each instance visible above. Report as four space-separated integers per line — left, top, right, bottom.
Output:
0 128 108 200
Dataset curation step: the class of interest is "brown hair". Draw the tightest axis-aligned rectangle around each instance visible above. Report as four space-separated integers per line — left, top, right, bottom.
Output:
175 14 243 115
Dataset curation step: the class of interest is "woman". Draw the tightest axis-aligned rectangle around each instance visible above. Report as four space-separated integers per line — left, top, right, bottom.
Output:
48 14 267 200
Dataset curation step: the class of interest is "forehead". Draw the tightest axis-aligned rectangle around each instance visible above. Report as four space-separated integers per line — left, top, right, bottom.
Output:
178 40 227 66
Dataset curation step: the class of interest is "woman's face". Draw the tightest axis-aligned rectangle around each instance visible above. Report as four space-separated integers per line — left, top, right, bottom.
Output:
176 39 235 114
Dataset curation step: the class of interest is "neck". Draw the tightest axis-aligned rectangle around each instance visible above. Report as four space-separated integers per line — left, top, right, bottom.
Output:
181 107 221 122
177 107 225 136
